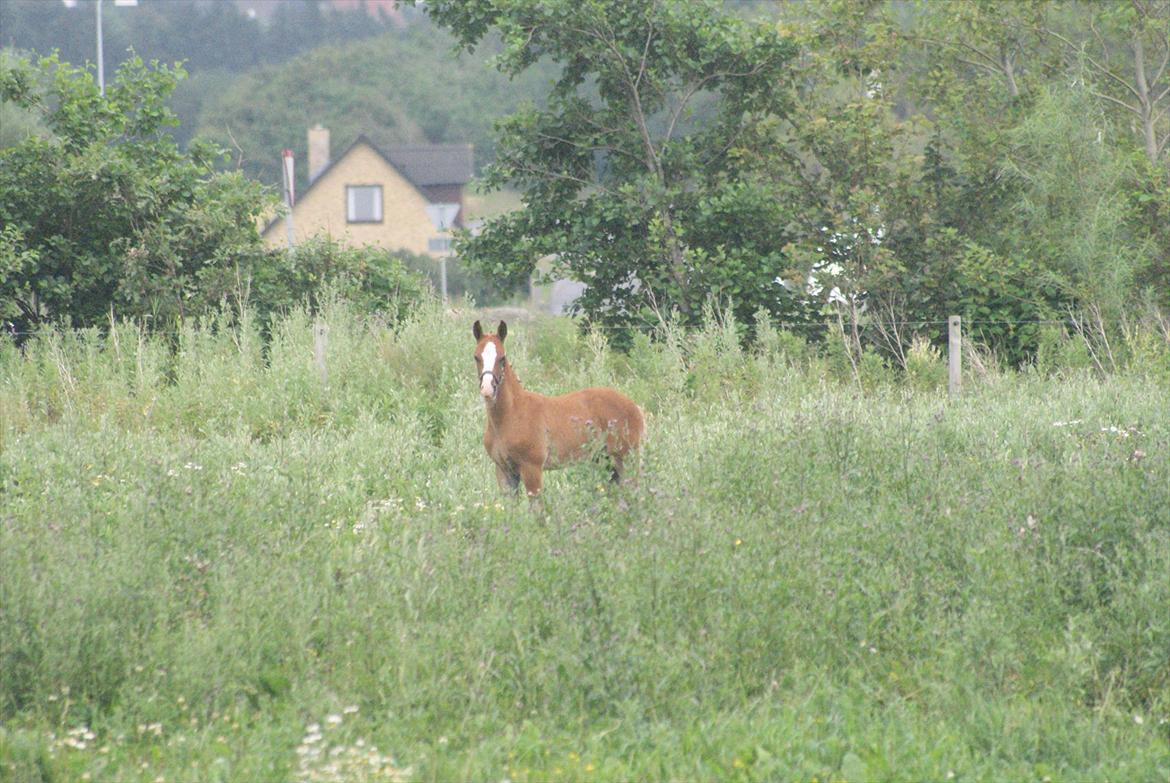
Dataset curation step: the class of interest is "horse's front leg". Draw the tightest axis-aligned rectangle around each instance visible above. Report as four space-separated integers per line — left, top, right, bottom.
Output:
495 463 520 495
519 462 543 498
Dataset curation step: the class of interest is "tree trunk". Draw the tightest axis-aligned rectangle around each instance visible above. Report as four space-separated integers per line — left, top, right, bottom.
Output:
1001 46 1020 99
1133 35 1160 163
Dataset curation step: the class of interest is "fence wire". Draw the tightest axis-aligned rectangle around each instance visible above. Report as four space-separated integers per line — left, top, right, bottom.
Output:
0 316 1120 339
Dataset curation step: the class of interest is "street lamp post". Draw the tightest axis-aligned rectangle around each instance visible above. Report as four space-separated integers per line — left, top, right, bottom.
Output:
63 0 138 96
96 0 104 95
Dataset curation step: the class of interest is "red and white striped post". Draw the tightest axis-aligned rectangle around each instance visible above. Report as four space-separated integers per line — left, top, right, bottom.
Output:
281 149 296 250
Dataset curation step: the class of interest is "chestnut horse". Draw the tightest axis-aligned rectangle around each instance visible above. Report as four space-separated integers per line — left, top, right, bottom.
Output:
473 320 644 497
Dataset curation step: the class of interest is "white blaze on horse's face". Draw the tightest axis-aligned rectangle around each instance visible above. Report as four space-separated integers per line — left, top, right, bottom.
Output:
479 341 498 399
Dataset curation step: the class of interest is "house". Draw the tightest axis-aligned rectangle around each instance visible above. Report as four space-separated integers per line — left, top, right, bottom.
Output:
263 126 474 258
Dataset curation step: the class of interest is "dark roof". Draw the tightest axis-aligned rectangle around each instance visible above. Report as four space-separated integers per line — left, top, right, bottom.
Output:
301 134 473 193
384 144 475 187
318 136 473 188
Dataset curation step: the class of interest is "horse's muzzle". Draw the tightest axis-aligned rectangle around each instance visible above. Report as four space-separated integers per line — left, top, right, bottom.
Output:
479 371 498 399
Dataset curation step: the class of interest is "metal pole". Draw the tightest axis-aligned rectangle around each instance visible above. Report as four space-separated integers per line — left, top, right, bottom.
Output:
440 256 448 304
96 0 105 96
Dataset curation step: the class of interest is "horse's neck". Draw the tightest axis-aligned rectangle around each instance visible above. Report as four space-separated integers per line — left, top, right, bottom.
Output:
486 365 529 424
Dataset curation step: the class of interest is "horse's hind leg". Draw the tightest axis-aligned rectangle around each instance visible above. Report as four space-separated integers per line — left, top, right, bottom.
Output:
495 464 521 495
609 454 624 484
609 449 640 488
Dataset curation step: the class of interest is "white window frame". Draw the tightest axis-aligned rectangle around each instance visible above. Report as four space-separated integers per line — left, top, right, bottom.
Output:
346 185 383 224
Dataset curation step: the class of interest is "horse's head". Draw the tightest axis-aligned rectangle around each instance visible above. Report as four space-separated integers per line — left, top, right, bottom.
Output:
472 320 508 400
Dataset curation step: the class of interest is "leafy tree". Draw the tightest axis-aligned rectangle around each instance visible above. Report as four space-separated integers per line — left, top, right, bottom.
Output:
1044 0 1170 165
0 51 48 149
725 0 1121 368
1039 1 1170 308
778 0 1166 366
771 0 918 367
422 0 811 333
998 85 1155 317
910 0 1054 101
0 54 273 333
907 0 1055 184
907 0 1169 319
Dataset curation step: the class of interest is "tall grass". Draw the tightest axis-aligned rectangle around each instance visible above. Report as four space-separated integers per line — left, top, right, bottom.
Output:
1 301 1168 782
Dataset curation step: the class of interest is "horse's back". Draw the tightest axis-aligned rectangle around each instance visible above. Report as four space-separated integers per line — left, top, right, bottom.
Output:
550 386 643 448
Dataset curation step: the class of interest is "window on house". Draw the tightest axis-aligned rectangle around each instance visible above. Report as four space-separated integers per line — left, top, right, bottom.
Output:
346 185 383 223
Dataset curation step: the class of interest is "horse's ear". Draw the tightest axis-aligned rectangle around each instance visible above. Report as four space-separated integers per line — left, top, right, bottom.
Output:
497 321 507 342
472 320 483 340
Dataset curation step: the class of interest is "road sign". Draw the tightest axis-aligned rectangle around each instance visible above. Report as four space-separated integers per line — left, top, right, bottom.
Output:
425 203 460 231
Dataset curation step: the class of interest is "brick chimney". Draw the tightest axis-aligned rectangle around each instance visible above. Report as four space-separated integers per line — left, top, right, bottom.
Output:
307 125 330 183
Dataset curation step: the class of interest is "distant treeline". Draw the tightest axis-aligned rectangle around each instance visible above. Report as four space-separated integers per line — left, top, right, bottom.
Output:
0 0 420 146
0 0 410 76
1 0 554 184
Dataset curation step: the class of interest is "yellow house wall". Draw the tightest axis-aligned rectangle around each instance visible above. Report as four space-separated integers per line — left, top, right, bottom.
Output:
263 143 440 256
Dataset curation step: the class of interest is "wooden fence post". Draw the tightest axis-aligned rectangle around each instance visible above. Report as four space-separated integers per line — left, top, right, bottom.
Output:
313 321 328 386
948 315 961 397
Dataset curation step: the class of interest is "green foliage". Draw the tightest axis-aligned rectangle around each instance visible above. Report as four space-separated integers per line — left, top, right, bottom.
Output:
890 227 1062 362
1132 158 1170 309
854 346 893 390
426 0 810 334
903 335 946 391
0 50 48 149
1035 323 1095 376
416 0 1167 366
1045 0 1170 165
999 85 1154 318
684 303 759 402
898 1 1169 355
249 237 428 326
0 53 274 333
1 302 1168 780
1032 303 1170 382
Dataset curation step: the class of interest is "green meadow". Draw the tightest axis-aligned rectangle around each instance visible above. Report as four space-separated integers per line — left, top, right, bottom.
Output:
1 302 1168 782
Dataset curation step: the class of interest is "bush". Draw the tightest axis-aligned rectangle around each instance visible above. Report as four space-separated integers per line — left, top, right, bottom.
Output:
250 238 428 326
904 335 946 391
753 308 815 371
1121 316 1170 382
858 347 894 390
0 54 274 334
